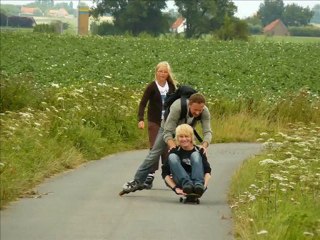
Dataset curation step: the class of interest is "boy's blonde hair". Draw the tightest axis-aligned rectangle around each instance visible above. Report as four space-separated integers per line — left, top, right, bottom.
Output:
175 124 195 145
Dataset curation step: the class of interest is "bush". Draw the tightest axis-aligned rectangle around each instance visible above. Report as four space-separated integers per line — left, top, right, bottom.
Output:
90 21 121 36
248 23 262 34
289 26 320 37
216 16 249 41
0 74 50 113
33 23 55 33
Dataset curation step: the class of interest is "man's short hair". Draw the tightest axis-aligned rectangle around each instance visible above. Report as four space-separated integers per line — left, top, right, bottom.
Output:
189 93 206 104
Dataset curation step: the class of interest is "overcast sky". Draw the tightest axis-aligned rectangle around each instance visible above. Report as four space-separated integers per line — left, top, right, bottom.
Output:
1 0 319 19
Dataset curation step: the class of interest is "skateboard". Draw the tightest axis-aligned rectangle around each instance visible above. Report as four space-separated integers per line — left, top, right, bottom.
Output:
179 193 201 204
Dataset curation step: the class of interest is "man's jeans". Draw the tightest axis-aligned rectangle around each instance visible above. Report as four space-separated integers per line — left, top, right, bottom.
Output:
134 127 167 184
168 151 204 187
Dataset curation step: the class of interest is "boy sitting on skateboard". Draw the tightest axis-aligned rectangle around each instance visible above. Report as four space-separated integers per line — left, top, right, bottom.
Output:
161 124 211 196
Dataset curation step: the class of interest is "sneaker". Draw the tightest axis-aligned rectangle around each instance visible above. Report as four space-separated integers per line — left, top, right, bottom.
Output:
182 183 194 194
194 184 205 196
144 174 155 190
122 180 144 193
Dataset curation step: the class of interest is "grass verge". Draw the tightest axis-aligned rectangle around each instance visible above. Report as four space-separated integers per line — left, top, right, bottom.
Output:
229 123 320 239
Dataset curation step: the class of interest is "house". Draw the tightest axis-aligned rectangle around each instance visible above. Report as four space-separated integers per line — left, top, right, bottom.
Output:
48 8 69 18
20 6 43 16
170 17 186 34
263 19 289 36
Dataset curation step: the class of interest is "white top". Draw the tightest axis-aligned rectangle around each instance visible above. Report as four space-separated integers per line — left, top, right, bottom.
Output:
155 80 169 119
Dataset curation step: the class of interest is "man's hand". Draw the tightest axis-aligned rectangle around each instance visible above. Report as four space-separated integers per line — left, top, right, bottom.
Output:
199 141 209 155
174 187 185 195
167 139 177 151
138 121 144 129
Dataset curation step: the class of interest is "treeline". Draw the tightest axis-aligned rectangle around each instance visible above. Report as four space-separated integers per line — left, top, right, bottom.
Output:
248 23 320 37
90 0 319 39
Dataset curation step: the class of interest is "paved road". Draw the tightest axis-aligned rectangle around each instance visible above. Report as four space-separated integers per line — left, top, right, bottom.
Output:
1 143 262 240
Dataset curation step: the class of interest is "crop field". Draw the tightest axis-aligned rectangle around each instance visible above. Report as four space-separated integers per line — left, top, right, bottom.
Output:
0 32 319 237
1 32 319 99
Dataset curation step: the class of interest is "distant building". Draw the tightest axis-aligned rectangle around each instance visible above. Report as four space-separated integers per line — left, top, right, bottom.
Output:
48 8 69 18
20 6 43 16
170 17 186 33
263 19 289 36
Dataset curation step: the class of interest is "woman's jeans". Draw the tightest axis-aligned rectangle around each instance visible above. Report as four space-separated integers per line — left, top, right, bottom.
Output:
168 151 204 187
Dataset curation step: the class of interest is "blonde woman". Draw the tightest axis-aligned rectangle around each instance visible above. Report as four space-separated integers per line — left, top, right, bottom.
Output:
137 61 177 189
161 124 211 196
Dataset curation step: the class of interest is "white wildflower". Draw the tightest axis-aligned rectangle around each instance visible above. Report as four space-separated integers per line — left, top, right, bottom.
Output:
303 232 314 237
51 83 60 88
260 132 268 136
257 230 268 235
249 195 256 201
271 174 287 181
259 159 277 166
299 159 306 165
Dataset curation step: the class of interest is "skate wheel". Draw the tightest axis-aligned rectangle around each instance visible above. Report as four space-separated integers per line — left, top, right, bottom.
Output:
196 199 200 204
179 197 183 203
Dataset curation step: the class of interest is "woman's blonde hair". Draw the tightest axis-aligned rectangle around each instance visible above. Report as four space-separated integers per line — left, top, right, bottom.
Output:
175 124 195 145
155 61 178 88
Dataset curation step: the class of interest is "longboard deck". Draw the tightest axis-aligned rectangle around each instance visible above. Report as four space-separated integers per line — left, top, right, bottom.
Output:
179 193 201 204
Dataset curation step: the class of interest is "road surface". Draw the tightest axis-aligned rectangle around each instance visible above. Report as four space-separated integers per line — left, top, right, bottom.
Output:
1 143 262 240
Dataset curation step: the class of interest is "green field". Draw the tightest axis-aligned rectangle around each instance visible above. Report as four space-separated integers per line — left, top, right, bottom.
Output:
1 32 319 238
251 34 320 43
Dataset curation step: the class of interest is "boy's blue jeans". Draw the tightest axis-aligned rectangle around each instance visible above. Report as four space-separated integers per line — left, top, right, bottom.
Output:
134 127 167 184
168 151 204 187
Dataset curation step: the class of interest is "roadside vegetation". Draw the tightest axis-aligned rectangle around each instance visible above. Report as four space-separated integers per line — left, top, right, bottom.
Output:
0 32 319 238
230 123 319 239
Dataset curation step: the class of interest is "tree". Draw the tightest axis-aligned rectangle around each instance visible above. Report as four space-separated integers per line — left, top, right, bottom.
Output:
282 4 314 26
216 15 249 40
54 2 75 15
0 4 20 16
26 0 53 14
258 0 284 26
36 0 54 7
174 0 236 38
311 4 320 24
91 0 169 36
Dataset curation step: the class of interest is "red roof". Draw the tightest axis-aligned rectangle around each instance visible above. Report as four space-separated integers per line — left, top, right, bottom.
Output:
21 6 37 15
171 17 185 29
263 19 282 32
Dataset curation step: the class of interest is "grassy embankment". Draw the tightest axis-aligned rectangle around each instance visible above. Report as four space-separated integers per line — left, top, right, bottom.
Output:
0 33 319 237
